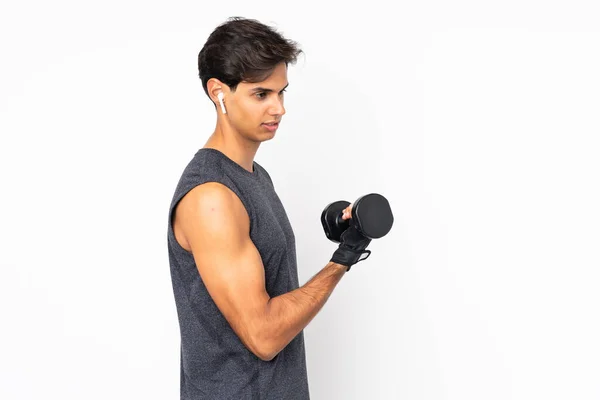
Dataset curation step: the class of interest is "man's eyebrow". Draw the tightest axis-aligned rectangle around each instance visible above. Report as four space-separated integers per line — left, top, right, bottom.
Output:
250 83 289 93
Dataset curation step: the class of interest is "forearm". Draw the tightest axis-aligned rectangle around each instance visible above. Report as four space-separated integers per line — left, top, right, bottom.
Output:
256 261 347 360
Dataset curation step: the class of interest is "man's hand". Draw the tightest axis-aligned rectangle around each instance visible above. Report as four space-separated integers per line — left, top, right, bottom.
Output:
330 202 372 271
341 204 353 220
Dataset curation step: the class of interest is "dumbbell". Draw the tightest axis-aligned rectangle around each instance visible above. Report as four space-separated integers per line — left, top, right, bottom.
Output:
320 193 394 243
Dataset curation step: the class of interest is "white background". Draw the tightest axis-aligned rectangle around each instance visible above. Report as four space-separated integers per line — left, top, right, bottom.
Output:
1 1 599 399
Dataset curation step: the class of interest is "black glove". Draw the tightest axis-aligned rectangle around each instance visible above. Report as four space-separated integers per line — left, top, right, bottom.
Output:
330 224 372 271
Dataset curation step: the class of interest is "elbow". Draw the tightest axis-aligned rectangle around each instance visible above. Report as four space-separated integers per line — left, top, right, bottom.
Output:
256 349 276 362
249 324 278 361
247 302 279 361
252 338 277 362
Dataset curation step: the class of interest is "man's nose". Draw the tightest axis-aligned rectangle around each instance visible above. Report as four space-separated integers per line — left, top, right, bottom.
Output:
269 96 285 116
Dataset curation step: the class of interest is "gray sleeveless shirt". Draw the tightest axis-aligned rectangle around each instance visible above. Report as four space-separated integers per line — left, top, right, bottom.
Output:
167 148 310 399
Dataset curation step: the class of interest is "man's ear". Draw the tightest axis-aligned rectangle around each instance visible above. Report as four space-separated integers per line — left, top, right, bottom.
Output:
207 78 227 106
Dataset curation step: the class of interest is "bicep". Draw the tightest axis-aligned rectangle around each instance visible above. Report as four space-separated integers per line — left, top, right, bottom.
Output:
178 183 270 354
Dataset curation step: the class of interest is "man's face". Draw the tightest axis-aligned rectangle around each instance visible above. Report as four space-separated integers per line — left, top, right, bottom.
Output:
226 62 288 143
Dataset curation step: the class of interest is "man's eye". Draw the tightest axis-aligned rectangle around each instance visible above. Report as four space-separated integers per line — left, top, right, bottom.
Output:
256 89 286 100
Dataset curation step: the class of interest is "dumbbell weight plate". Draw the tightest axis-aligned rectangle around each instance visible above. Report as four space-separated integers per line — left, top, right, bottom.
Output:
352 193 394 239
320 200 351 243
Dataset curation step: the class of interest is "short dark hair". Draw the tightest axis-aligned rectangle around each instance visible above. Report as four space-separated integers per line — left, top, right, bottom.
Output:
198 17 303 99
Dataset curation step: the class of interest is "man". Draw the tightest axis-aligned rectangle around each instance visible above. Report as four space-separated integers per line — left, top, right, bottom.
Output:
167 17 372 399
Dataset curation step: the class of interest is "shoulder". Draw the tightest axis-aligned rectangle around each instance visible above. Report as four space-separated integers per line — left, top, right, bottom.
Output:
177 182 250 241
185 182 247 219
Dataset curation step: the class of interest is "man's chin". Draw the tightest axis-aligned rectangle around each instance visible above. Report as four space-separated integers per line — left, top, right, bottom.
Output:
257 131 277 141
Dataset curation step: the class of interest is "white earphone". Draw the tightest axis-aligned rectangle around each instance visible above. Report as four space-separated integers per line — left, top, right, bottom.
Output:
217 92 227 114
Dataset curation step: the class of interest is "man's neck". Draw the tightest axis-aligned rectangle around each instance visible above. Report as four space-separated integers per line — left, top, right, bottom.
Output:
204 131 259 173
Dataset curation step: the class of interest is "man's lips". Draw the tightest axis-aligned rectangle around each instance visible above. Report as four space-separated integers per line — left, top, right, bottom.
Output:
262 122 279 131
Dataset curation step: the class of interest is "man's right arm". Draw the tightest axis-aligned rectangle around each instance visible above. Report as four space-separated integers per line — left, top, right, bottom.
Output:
175 182 346 362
